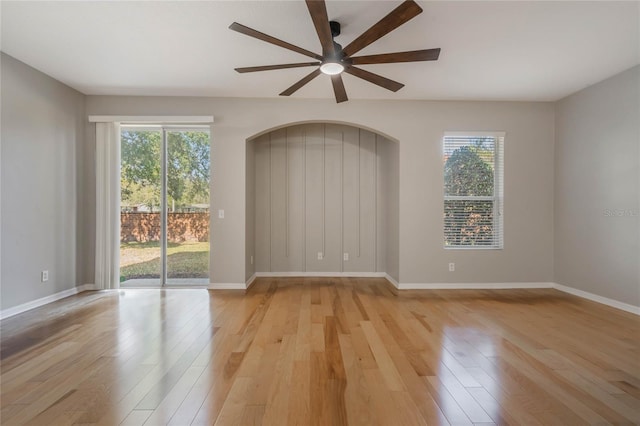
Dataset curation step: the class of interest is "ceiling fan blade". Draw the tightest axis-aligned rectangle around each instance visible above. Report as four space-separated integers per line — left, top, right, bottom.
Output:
342 0 422 57
331 74 348 103
229 22 322 60
350 48 441 65
306 0 336 56
280 69 322 96
235 62 321 73
345 66 404 92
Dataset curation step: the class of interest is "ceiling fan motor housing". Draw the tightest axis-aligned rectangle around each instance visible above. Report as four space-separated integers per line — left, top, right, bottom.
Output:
328 21 344 58
329 21 341 38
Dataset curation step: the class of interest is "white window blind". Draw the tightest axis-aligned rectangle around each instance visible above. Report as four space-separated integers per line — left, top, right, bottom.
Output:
443 132 504 249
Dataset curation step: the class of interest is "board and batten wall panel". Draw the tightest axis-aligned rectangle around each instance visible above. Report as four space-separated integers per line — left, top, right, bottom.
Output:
286 127 306 271
304 124 327 271
253 123 395 273
321 124 344 272
270 128 306 271
343 127 377 273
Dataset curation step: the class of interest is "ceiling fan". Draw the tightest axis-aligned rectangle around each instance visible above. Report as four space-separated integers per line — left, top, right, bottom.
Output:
229 0 441 103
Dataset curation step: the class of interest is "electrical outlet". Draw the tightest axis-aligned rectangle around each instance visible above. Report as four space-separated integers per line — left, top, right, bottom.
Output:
448 263 455 272
41 270 49 282
250 255 254 265
343 252 349 261
218 209 224 219
317 252 323 260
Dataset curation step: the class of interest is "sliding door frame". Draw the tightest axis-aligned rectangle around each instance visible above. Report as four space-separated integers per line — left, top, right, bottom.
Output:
160 128 168 286
120 124 211 287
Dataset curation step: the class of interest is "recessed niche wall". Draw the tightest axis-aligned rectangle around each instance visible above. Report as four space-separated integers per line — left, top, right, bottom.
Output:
245 123 399 278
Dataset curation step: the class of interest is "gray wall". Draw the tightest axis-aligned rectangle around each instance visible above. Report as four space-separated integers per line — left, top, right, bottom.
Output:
250 123 397 275
1 53 85 310
555 66 640 306
85 96 555 285
2 53 636 310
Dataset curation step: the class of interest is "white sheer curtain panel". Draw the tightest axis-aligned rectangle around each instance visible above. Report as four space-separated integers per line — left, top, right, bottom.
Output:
95 122 121 290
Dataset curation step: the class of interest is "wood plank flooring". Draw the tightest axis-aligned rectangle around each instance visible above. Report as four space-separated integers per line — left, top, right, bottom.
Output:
1 278 639 425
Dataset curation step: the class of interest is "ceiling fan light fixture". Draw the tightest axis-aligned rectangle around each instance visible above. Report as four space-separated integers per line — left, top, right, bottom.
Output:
230 0 440 103
319 61 344 75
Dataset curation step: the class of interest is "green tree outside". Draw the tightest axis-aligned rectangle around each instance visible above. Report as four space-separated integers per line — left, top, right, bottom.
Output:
120 130 210 211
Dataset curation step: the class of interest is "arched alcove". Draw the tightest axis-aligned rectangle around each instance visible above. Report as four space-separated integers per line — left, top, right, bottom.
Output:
246 119 399 144
245 122 399 280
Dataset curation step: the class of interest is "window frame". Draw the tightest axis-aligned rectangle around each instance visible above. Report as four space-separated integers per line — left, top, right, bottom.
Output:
443 131 505 250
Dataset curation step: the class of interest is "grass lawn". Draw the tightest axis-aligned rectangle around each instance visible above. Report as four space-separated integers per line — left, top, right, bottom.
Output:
120 241 209 281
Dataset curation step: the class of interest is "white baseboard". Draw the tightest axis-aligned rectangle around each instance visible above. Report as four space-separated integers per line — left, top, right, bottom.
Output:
384 279 639 315
0 284 95 320
246 274 257 290
385 274 400 289
246 274 552 293
255 272 387 278
210 273 387 291
553 283 640 315
397 282 555 290
208 283 247 290
6 280 634 320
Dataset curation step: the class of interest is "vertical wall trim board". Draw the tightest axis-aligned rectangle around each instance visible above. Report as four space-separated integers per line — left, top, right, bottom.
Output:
285 128 289 258
357 129 361 258
341 128 345 272
374 135 378 272
322 124 326 255
268 133 272 272
303 130 307 271
341 128 345 273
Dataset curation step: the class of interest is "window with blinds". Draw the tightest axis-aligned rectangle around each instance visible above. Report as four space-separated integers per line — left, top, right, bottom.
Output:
443 132 504 249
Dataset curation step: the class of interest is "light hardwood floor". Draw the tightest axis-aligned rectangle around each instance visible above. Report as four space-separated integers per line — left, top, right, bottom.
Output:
1 278 639 425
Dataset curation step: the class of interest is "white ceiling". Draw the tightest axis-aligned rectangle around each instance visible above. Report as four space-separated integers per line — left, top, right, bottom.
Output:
1 1 638 101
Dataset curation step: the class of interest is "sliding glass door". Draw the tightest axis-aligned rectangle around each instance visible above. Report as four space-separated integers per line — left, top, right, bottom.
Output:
119 126 210 287
165 130 210 285
120 128 162 286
